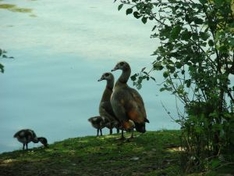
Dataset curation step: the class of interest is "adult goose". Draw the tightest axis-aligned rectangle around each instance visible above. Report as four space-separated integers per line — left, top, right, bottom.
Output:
88 116 109 136
14 129 48 150
98 72 120 134
111 61 149 139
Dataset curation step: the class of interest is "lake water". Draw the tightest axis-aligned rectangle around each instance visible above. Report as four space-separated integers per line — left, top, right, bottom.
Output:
0 0 180 153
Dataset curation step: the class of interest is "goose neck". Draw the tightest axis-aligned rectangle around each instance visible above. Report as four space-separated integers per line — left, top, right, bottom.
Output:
118 68 131 84
106 79 114 90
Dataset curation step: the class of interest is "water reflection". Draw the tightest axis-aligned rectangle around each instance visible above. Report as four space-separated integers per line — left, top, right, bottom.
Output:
0 0 180 153
0 2 33 14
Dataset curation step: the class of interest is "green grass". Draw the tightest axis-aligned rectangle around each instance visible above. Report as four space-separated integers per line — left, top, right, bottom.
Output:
0 130 233 176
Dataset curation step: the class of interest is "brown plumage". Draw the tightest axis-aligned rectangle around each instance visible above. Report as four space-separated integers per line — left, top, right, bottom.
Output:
98 72 120 134
14 129 48 150
88 116 109 136
110 61 149 139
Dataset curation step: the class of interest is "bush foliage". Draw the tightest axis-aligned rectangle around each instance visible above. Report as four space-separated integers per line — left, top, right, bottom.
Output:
115 0 234 173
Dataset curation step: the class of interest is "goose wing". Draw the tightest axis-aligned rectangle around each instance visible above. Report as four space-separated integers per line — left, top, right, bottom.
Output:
111 86 147 123
99 101 116 120
125 87 147 123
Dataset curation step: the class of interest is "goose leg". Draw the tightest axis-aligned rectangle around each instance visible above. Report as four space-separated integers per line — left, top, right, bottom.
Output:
124 129 134 142
109 126 113 135
100 129 103 136
130 129 134 138
118 129 125 140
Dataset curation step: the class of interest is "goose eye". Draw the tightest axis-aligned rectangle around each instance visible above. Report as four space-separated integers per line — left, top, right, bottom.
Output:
119 62 125 66
104 73 110 77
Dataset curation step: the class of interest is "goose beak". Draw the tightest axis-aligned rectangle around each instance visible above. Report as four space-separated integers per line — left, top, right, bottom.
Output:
98 75 105 82
111 66 118 72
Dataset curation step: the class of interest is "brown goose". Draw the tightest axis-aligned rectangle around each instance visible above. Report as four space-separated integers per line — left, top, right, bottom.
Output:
88 116 109 136
98 72 120 134
14 129 48 150
110 61 149 139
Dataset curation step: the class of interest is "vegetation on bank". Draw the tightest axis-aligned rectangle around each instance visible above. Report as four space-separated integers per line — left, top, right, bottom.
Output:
115 0 234 173
0 130 233 176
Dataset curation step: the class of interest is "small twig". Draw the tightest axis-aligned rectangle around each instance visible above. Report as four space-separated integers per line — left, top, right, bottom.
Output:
160 100 178 124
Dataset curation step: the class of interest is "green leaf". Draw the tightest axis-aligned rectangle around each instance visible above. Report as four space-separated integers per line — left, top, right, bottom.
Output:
181 30 191 40
0 63 4 73
141 17 147 24
161 25 172 38
200 32 210 41
229 38 234 46
199 0 208 4
170 25 182 40
153 62 164 70
192 33 199 40
150 76 156 81
131 73 138 81
118 4 123 11
194 17 203 24
169 66 175 73
210 159 221 169
133 11 141 19
163 71 169 78
126 8 133 15
152 25 157 31
208 39 214 46
185 79 191 87
175 62 182 69
160 87 166 92
214 0 225 6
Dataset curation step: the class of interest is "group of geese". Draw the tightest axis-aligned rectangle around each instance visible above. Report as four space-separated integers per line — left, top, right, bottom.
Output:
88 61 149 139
13 61 149 151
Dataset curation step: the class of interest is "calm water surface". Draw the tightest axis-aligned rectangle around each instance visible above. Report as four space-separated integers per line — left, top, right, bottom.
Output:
0 0 180 153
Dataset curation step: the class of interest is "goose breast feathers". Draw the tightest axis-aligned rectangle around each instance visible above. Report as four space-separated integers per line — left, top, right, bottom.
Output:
98 72 118 121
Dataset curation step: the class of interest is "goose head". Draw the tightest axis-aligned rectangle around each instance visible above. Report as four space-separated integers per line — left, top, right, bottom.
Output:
111 61 130 72
111 61 131 84
98 72 114 82
38 137 48 148
134 123 146 133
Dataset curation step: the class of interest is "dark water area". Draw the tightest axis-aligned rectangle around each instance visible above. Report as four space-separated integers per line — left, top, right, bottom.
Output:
0 0 180 153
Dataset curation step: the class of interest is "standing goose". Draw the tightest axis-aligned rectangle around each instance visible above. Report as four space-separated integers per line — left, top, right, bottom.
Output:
111 61 149 139
98 72 120 134
88 116 109 136
14 129 48 150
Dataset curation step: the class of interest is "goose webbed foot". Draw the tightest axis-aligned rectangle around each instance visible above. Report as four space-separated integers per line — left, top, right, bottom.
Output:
117 136 126 140
125 130 134 142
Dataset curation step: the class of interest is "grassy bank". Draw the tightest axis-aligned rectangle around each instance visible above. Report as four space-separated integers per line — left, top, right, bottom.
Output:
0 130 232 175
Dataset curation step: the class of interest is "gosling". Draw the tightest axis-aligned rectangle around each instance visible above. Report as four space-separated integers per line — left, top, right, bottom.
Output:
14 129 48 150
88 116 109 136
